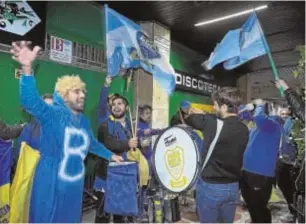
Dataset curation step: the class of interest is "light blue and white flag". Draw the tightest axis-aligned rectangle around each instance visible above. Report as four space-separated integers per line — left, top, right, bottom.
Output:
203 12 268 70
202 29 240 70
224 12 268 70
105 5 176 95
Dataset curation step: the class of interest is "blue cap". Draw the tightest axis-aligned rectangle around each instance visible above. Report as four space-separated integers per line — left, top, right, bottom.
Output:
180 100 191 109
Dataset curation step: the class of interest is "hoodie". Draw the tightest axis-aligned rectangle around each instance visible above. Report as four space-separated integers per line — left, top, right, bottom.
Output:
93 115 133 191
20 75 113 223
97 86 111 126
243 105 282 177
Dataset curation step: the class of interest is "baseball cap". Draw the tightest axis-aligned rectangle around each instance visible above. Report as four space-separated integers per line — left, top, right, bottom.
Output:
180 100 191 109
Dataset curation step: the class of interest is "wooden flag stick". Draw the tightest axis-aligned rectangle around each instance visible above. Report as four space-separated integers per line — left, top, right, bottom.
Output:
253 10 284 97
134 70 140 138
178 107 186 125
128 107 135 138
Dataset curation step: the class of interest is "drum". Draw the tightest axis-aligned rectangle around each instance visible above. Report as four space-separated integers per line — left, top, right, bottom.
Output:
152 125 201 194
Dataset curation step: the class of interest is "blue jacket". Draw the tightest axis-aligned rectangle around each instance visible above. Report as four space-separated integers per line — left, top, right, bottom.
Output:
243 105 281 177
20 75 113 223
97 86 111 126
94 115 132 191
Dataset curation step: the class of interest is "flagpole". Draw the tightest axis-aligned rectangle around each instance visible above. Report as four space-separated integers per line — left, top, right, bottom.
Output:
254 11 284 97
104 4 109 75
134 69 140 138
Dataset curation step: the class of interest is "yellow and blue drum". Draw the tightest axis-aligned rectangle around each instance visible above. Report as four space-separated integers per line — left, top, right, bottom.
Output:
152 125 201 194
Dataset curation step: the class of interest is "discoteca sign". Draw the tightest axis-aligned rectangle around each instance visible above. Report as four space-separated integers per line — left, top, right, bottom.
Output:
175 70 220 96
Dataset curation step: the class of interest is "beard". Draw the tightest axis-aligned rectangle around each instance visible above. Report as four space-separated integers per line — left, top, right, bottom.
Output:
215 110 221 118
112 111 126 119
66 100 84 113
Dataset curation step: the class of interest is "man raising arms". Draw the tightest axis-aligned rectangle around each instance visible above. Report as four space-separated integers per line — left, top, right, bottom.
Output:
10 41 122 223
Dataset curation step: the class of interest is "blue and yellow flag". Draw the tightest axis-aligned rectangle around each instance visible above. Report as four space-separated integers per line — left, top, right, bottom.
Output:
9 142 40 223
0 138 13 223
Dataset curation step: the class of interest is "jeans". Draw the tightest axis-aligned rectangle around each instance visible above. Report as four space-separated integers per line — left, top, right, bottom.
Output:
196 179 239 223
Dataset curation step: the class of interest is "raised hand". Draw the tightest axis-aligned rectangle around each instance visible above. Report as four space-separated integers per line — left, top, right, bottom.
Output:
245 103 255 111
104 75 112 87
10 41 41 67
275 79 289 92
253 99 265 106
189 108 205 115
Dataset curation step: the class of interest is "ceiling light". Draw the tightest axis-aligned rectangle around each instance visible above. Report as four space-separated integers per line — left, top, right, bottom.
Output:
194 5 268 27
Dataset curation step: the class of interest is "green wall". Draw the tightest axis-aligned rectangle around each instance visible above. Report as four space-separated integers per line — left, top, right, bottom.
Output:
169 41 212 119
47 1 104 48
0 1 132 133
0 1 213 178
0 1 211 128
0 53 132 133
46 0 213 120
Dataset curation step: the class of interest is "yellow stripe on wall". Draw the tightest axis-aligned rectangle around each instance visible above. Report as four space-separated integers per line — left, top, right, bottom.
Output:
191 103 215 113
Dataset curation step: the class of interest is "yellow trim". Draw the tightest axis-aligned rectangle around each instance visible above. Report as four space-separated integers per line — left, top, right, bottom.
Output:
191 103 215 113
194 130 204 140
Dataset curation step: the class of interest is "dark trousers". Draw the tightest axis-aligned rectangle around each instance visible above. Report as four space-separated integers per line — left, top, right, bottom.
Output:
240 171 274 223
276 160 296 215
94 191 133 223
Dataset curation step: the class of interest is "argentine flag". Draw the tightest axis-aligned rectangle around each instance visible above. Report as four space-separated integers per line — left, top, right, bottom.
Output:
203 12 268 70
105 5 176 95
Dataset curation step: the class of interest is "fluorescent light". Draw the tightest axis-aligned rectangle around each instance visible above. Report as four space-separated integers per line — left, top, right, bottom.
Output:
194 5 268 27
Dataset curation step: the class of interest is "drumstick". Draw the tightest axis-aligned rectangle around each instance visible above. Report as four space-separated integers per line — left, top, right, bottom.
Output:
83 189 98 201
128 107 135 138
178 107 186 125
135 105 139 138
134 70 140 138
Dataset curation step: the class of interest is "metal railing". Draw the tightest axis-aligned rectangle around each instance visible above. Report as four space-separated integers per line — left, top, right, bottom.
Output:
0 34 107 73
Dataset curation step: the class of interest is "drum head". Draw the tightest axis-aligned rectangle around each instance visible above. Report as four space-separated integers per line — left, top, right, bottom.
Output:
152 126 200 193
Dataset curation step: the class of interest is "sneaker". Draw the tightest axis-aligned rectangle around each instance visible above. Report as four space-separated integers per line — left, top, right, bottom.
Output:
280 213 296 223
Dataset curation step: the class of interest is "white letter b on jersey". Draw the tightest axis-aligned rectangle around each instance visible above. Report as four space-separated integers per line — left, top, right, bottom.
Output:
59 127 89 182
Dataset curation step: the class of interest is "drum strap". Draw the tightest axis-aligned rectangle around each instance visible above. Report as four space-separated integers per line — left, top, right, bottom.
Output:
200 119 224 173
